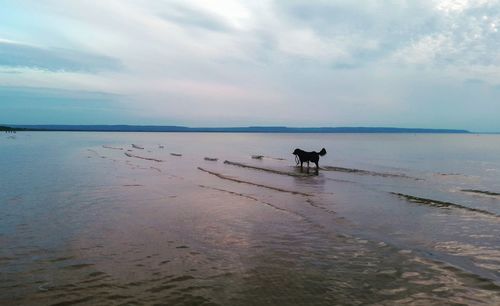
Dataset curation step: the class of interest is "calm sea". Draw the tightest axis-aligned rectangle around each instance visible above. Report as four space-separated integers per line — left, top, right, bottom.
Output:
1 132 499 305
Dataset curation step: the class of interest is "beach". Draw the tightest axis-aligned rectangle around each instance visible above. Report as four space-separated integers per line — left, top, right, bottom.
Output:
1 132 499 305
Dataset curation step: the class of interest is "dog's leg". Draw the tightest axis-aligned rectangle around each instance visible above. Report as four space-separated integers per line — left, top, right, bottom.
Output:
315 161 319 174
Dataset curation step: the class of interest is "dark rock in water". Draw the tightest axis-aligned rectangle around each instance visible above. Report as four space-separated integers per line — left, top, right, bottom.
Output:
251 155 264 159
170 153 182 157
132 144 144 149
204 157 218 161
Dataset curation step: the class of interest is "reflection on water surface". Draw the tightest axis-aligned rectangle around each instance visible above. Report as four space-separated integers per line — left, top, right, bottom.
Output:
1 132 499 305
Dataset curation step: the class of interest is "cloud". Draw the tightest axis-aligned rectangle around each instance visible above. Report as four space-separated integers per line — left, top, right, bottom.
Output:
1 1 500 131
156 3 232 32
389 1 500 70
0 86 136 124
0 41 122 72
271 0 500 74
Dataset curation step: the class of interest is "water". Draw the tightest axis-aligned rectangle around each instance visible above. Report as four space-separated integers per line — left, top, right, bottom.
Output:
1 132 499 305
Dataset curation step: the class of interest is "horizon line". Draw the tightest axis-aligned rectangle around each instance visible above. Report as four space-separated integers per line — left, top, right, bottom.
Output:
2 124 482 133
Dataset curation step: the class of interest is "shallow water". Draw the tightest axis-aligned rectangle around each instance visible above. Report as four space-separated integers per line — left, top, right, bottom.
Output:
1 132 499 305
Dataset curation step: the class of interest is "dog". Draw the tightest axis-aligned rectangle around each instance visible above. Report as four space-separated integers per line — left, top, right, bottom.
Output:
292 148 327 173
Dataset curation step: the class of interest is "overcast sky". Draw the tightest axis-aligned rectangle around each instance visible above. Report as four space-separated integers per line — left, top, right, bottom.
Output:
1 0 500 131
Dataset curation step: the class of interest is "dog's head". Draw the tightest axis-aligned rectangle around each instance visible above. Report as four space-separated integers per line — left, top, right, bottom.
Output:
292 148 300 155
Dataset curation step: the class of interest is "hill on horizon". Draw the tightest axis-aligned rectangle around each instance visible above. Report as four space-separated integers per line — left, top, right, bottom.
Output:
4 124 471 133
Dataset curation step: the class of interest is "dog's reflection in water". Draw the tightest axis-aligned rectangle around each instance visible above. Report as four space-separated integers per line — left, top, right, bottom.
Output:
292 148 327 174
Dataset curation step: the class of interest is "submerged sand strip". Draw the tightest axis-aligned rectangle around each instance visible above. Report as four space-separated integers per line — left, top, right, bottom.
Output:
102 145 123 150
461 189 500 197
223 160 314 177
322 166 419 180
124 152 163 162
306 198 336 215
198 167 311 196
391 192 498 217
251 155 286 161
87 149 99 156
198 184 302 218
266 156 287 161
87 149 108 159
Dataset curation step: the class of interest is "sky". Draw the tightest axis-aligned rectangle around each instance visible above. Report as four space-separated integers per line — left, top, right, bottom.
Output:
1 0 500 132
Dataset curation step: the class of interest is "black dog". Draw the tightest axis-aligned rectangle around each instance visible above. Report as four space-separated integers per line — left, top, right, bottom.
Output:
292 148 327 173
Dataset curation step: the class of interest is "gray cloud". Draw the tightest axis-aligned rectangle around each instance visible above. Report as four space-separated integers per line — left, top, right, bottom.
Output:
0 41 122 72
0 86 136 125
158 4 232 32
270 1 440 66
271 0 500 71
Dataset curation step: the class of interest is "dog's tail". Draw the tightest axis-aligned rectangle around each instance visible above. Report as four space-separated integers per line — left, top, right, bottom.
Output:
319 148 327 156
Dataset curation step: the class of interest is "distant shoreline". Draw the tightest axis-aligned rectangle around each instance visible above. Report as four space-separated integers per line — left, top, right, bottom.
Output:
0 125 26 132
3 125 471 134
